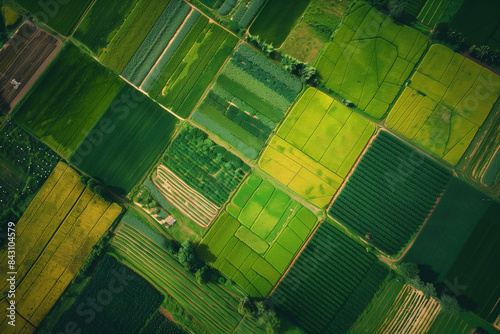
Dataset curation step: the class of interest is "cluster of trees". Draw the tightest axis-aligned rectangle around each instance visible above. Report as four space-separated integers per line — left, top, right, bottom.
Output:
135 188 161 215
74 231 112 283
246 35 318 85
166 239 231 286
365 0 413 21
80 175 113 201
431 23 500 66
398 263 461 314
238 297 281 334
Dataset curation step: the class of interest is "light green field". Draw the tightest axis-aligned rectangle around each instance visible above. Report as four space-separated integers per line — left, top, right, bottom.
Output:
197 173 318 298
259 88 375 208
386 44 500 165
316 1 428 119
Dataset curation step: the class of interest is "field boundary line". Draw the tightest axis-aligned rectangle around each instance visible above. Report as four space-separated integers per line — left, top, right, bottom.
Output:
139 7 195 89
72 0 97 35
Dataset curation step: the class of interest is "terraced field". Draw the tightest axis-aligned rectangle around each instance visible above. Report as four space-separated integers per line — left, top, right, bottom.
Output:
192 43 302 159
386 44 500 165
350 281 441 334
260 88 375 208
12 43 124 158
198 172 318 298
316 1 428 118
153 165 219 228
0 162 121 331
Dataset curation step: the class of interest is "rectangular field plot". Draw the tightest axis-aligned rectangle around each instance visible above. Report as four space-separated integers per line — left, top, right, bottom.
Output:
249 0 312 47
0 162 122 330
163 125 250 206
69 85 178 194
0 22 61 113
198 173 318 298
329 131 452 255
386 44 500 166
12 43 124 158
153 165 219 228
147 17 238 118
111 221 263 333
350 281 441 334
15 0 92 36
192 43 302 159
316 2 428 119
50 256 163 334
259 87 375 208
443 201 500 322
270 222 388 334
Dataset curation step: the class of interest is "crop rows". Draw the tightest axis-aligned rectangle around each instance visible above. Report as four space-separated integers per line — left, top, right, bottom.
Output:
111 223 259 333
153 165 219 227
148 19 238 117
51 255 163 334
122 0 191 86
139 312 185 334
232 0 266 28
270 223 388 334
163 125 250 206
329 131 452 255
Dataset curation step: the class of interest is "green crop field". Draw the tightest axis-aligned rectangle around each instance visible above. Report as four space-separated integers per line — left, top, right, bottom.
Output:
386 44 500 166
192 43 302 159
329 131 452 255
163 125 250 206
122 0 192 86
259 87 375 208
198 172 318 298
100 0 170 74
249 0 312 47
139 312 186 334
427 311 500 334
74 0 140 54
12 43 124 158
69 85 179 194
349 280 441 334
402 178 492 282
417 0 452 27
449 0 500 48
148 17 238 118
51 255 163 334
444 201 500 322
15 0 92 36
316 1 428 119
111 221 263 334
270 222 388 334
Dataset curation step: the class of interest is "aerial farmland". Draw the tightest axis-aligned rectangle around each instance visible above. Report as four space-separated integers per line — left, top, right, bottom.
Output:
1 0 500 334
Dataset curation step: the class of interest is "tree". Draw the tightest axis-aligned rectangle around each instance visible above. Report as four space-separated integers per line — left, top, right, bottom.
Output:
281 54 300 73
399 262 420 280
80 175 90 185
195 265 210 285
388 0 408 20
238 296 256 316
259 311 281 334
298 65 317 83
440 294 461 314
178 241 198 271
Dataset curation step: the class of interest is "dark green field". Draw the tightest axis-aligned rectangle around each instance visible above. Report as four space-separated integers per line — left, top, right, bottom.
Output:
449 0 500 48
12 43 124 158
15 0 93 36
402 178 491 282
51 255 163 334
249 0 311 46
444 201 500 322
69 85 179 194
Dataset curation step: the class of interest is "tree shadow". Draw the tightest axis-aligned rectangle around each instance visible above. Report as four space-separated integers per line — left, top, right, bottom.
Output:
195 244 216 263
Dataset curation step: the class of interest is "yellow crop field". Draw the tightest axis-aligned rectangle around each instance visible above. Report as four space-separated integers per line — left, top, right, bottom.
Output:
0 162 121 332
259 88 375 207
386 44 500 165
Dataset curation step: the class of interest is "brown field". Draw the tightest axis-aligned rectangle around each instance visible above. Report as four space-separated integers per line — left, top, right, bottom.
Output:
0 22 61 113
